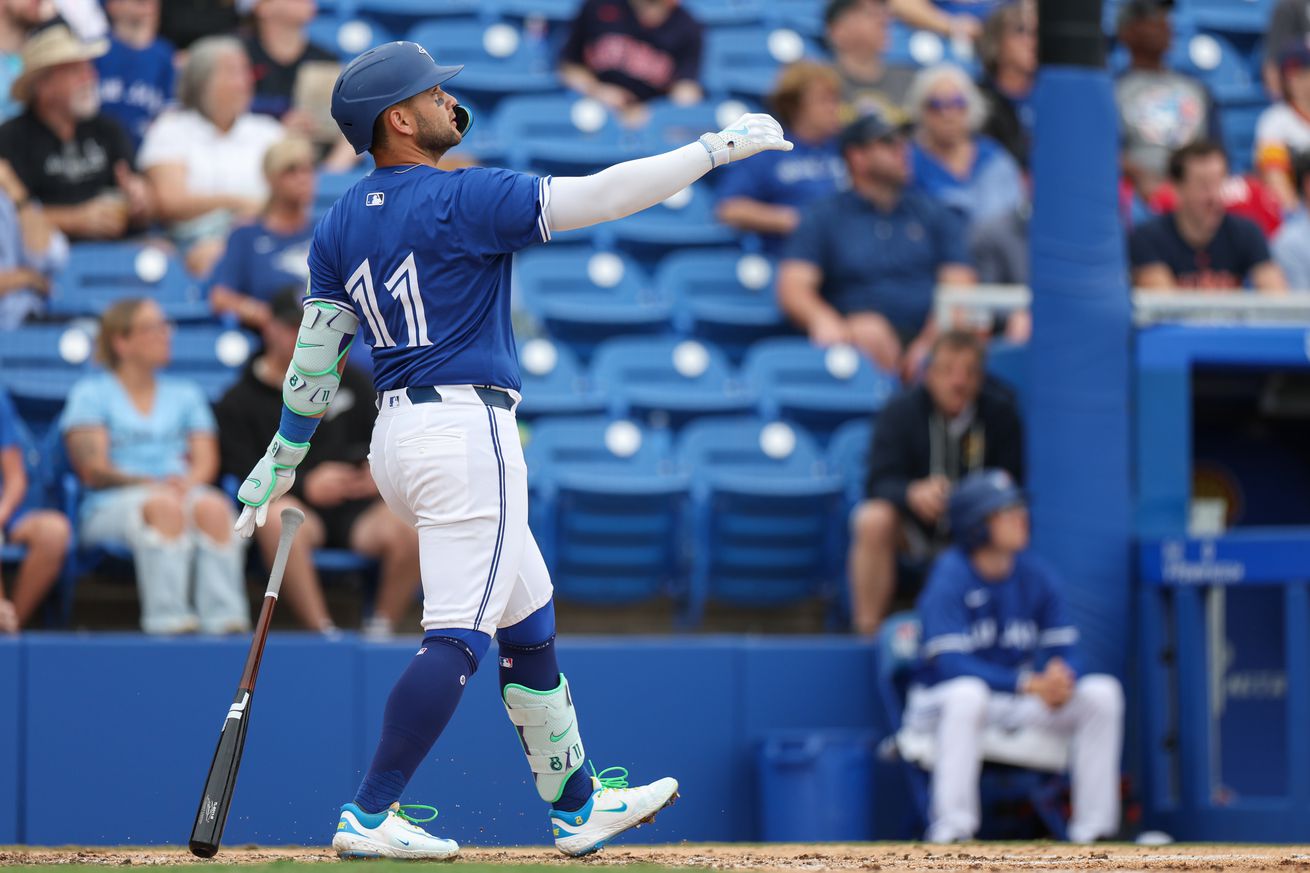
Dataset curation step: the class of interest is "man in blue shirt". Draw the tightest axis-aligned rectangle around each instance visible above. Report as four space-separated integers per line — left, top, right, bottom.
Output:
778 109 975 379
96 0 175 150
907 469 1124 843
231 40 792 860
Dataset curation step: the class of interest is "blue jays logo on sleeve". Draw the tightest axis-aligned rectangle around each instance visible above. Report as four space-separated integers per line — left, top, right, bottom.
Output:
366 192 385 207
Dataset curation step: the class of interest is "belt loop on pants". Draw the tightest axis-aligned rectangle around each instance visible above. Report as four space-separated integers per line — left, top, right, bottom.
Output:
375 385 516 411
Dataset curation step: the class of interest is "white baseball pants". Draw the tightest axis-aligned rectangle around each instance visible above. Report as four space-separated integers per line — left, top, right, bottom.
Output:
904 674 1124 843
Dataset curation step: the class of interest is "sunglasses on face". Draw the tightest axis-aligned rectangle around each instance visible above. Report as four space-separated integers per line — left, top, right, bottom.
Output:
925 95 968 113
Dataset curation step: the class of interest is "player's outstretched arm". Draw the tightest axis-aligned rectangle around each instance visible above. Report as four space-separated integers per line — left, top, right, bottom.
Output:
233 301 358 537
546 113 791 233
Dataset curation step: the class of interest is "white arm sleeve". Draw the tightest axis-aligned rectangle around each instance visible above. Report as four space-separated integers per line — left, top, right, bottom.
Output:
544 142 713 234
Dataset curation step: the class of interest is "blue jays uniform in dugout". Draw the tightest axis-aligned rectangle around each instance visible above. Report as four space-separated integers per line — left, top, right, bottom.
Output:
306 164 550 392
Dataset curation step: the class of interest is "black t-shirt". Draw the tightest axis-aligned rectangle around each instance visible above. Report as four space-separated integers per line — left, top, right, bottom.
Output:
242 34 337 119
0 110 133 207
561 0 703 102
1128 212 1271 289
160 0 238 51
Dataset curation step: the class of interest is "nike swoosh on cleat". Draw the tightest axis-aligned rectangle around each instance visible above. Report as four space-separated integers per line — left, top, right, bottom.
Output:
397 838 409 846
549 721 573 743
599 801 628 814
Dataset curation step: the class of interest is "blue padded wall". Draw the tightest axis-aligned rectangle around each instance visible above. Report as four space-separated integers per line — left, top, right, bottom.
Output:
0 638 19 843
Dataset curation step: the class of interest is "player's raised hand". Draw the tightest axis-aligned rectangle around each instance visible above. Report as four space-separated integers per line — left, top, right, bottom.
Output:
699 113 793 167
234 435 311 537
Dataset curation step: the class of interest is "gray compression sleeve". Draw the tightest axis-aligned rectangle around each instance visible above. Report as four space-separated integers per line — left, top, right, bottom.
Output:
544 142 714 233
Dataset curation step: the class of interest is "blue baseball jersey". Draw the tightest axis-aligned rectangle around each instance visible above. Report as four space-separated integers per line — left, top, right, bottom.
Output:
306 164 551 392
915 546 1083 692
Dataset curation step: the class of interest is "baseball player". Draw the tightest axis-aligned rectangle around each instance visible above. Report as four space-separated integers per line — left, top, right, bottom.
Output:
906 469 1124 843
231 41 792 859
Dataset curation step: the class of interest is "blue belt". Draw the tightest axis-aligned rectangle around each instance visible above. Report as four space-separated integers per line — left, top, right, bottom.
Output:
376 386 515 411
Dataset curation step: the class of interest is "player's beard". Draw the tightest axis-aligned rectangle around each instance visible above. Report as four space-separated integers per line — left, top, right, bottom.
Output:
415 111 461 160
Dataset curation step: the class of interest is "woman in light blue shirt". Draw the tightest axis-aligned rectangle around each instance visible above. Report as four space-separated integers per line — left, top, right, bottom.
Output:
60 298 249 634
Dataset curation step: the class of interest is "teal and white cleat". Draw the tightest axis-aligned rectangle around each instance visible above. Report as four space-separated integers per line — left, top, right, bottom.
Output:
332 801 459 860
550 767 679 857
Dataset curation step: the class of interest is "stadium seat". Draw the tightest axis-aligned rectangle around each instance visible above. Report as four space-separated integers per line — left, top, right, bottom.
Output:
742 337 898 441
658 249 787 361
53 243 208 322
763 0 826 37
591 336 755 427
513 248 671 358
494 0 581 22
874 614 1071 840
827 417 873 507
702 26 827 101
524 417 689 606
1217 97 1265 175
0 324 96 431
166 325 257 402
641 97 762 157
313 167 370 222
1172 30 1263 104
1177 0 1274 35
305 15 394 60
675 417 844 622
515 337 607 419
608 182 738 265
493 94 646 176
407 21 560 112
681 0 763 27
352 0 484 34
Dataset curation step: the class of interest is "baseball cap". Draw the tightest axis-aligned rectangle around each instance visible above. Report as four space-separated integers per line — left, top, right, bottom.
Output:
1280 38 1310 74
838 109 909 149
1116 0 1172 29
270 287 308 328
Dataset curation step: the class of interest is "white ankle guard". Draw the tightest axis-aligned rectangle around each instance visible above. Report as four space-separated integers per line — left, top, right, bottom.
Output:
284 302 359 417
503 674 586 803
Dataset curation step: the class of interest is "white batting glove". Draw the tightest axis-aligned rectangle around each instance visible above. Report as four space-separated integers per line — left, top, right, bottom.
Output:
234 434 310 538
699 113 793 169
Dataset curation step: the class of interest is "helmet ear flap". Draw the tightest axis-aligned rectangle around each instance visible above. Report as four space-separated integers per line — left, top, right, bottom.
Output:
453 104 473 136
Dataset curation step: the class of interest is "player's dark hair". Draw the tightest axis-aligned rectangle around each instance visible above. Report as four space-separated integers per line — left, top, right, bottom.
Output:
1168 140 1227 183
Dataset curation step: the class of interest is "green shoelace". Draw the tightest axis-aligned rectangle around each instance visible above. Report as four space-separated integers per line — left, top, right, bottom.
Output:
394 804 438 824
589 763 629 790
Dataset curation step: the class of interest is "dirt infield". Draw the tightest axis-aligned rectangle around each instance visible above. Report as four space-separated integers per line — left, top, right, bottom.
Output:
2 844 1309 871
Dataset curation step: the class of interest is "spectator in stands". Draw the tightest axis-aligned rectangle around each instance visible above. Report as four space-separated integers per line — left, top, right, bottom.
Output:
216 289 421 639
1264 0 1310 99
0 21 150 241
907 64 1024 229
715 62 848 253
0 0 54 124
209 137 315 329
0 157 65 329
888 0 1002 42
1272 151 1310 290
909 468 1123 844
780 110 976 377
238 0 355 170
977 0 1035 169
0 386 71 633
96 0 173 151
848 330 1022 636
559 0 703 123
1130 141 1288 292
159 0 236 51
140 35 283 277
61 298 250 635
1116 0 1219 208
825 0 916 122
1256 41 1310 212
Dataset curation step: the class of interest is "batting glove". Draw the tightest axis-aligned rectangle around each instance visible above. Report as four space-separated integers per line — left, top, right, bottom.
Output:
699 113 793 169
234 434 310 538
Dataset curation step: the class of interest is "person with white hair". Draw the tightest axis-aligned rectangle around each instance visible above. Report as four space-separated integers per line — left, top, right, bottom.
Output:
906 63 1024 228
137 34 283 275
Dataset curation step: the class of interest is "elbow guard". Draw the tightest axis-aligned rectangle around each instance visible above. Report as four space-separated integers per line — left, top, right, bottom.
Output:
284 302 359 417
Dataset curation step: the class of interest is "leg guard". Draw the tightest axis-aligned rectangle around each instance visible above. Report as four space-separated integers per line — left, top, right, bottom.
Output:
503 673 586 803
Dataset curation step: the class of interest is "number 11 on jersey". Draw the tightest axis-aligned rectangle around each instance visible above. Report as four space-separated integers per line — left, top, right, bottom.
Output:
346 252 431 349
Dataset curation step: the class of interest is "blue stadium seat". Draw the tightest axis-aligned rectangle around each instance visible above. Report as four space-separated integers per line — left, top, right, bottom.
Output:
702 26 827 101
591 336 755 427
493 94 646 175
304 16 395 60
351 0 483 33
885 22 974 70
515 337 607 419
764 0 826 37
1173 30 1263 104
742 338 898 441
313 167 370 222
494 0 581 22
1178 0 1274 35
0 324 96 430
514 249 671 358
609 182 737 265
453 99 511 167
658 249 787 360
682 0 763 27
675 416 843 621
641 97 762 156
1218 97 1264 175
827 417 873 507
524 417 689 606
54 243 208 322
408 21 560 112
166 325 256 402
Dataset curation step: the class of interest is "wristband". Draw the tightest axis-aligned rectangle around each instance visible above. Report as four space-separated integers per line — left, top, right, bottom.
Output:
278 406 320 445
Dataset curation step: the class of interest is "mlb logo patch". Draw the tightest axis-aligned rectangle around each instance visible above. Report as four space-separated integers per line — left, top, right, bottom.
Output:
366 192 385 207
499 657 513 668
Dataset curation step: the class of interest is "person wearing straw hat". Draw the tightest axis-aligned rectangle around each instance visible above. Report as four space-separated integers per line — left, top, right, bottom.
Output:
0 19 150 240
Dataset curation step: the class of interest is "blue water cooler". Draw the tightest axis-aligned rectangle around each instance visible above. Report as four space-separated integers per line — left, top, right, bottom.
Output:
756 729 877 841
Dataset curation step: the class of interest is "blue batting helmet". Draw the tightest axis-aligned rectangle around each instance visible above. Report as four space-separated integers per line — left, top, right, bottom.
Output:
948 469 1025 551
331 41 471 154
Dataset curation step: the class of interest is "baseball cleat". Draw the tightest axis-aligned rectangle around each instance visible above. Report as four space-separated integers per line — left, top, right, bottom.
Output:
332 801 459 860
550 767 679 857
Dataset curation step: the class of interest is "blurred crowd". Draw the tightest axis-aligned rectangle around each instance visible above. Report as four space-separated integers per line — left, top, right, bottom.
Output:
0 0 1304 637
